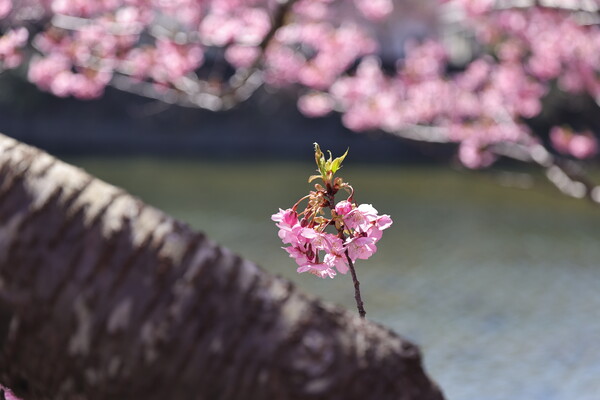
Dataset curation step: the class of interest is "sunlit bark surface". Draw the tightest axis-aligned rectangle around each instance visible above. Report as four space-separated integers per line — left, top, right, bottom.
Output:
0 133 444 400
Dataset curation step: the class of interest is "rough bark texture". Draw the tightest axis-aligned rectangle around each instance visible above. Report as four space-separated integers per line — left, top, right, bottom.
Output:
0 133 444 400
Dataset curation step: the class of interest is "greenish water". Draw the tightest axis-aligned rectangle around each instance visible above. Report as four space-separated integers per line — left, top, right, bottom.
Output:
70 158 600 400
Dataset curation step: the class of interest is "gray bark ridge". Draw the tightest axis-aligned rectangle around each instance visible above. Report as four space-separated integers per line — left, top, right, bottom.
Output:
0 133 444 400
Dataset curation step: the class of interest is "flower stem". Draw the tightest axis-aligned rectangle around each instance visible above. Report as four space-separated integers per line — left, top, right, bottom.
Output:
345 250 366 318
325 185 366 318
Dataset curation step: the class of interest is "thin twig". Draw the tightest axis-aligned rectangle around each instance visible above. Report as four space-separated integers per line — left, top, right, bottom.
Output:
345 250 366 319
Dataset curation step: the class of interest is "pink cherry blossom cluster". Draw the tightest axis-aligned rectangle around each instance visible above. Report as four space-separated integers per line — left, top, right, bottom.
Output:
0 0 29 70
272 202 392 279
298 44 542 168
0 27 28 69
550 126 598 160
296 2 600 168
264 20 377 89
20 1 207 97
0 0 375 110
1 0 382 99
443 2 600 164
272 144 392 279
466 5 600 98
353 0 393 21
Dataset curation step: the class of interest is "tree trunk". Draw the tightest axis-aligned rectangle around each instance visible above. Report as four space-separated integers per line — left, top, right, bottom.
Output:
0 133 444 400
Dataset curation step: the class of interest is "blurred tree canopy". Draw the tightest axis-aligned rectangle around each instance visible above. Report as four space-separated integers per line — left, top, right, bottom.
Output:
1 0 600 202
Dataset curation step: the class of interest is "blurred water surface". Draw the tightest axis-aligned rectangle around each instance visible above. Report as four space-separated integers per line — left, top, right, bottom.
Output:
70 158 600 400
